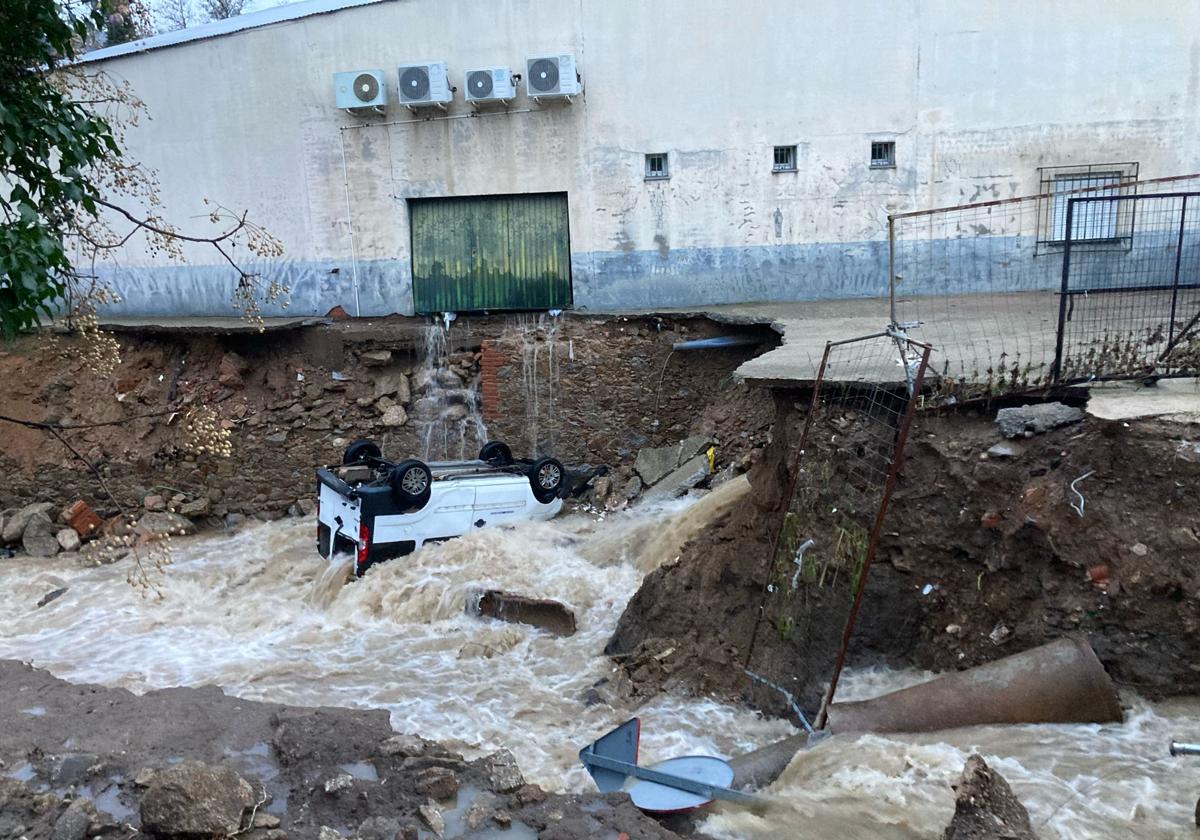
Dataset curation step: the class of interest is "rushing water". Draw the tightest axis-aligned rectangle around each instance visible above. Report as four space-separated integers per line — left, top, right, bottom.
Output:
0 485 1197 838
411 321 488 461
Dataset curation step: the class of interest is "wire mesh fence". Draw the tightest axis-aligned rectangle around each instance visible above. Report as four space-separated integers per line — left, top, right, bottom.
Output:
890 173 1200 399
743 333 930 726
1054 192 1200 382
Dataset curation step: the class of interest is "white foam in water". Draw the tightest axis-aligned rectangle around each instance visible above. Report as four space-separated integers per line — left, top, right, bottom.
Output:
2 498 1197 838
0 493 790 795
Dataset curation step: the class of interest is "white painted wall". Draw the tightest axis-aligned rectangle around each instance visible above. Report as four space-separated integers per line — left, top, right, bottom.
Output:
88 0 1200 315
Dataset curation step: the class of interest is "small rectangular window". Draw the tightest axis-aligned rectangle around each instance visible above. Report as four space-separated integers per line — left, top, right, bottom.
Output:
1050 173 1121 242
870 141 896 169
772 145 797 172
645 153 669 180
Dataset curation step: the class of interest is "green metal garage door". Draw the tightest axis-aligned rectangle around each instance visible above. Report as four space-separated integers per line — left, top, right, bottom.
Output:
410 193 573 314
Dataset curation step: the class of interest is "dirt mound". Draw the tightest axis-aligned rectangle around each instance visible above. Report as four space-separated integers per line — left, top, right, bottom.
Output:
607 398 1200 715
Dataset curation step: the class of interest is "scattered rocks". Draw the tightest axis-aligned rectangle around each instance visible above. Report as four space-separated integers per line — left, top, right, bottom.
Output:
323 774 355 794
414 766 458 800
985 442 1019 458
179 497 211 518
55 528 81 552
135 512 197 538
139 762 255 837
374 371 411 403
417 802 444 836
218 352 249 388
3 502 55 544
359 350 393 367
995 402 1084 439
356 816 402 840
380 406 409 428
483 749 524 794
266 431 288 445
318 826 342 840
143 494 166 513
51 797 95 840
942 754 1038 840
378 734 427 758
23 512 62 557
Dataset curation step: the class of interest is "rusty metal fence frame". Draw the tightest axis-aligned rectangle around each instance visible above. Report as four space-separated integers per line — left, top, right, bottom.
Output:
743 331 931 728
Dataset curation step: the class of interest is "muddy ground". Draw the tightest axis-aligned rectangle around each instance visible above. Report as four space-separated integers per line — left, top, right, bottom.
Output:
608 397 1200 716
0 660 683 840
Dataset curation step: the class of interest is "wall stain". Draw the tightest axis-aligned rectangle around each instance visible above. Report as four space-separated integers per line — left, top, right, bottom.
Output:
653 234 669 260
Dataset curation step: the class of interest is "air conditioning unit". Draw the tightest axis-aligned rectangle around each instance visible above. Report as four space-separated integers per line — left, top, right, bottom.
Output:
464 67 516 104
525 53 581 99
333 69 387 112
397 61 453 108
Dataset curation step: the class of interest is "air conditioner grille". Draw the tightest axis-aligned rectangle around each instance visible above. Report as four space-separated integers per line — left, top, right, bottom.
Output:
468 70 494 98
529 58 559 93
400 66 430 100
352 72 380 103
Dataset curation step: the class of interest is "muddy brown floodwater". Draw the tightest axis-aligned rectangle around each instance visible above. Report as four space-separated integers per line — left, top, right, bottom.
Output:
1 488 1198 838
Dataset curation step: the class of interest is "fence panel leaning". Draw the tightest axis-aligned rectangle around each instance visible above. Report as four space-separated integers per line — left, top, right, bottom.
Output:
742 333 931 731
1053 192 1200 382
889 172 1200 399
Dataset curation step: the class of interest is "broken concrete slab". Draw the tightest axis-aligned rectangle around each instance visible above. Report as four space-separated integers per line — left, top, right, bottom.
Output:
473 591 577 637
634 444 679 487
943 754 1038 840
641 454 711 503
1082 377 1200 423
634 436 713 488
995 402 1084 438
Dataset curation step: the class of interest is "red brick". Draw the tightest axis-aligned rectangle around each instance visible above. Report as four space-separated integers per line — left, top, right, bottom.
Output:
62 500 102 537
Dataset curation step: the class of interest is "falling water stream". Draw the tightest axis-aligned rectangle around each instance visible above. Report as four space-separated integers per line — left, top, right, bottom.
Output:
0 484 1197 837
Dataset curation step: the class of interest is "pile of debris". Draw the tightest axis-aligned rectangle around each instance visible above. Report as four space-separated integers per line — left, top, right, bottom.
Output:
0 500 102 559
591 435 737 511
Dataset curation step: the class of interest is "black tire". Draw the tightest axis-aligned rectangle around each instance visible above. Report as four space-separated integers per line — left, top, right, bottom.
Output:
479 441 514 466
390 459 432 510
529 457 564 504
343 439 382 465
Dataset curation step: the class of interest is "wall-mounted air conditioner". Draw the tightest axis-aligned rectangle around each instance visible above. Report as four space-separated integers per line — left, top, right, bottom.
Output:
525 54 581 99
463 67 517 105
333 69 387 113
397 61 453 108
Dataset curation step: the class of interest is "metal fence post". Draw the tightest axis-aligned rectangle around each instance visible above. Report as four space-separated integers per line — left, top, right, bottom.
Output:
1166 195 1188 355
1051 198 1076 383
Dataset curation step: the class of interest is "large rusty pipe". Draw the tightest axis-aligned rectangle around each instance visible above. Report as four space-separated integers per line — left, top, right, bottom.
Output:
731 637 1122 790
827 636 1122 735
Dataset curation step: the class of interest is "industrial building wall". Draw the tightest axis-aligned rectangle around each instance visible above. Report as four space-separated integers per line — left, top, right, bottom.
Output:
87 0 1200 316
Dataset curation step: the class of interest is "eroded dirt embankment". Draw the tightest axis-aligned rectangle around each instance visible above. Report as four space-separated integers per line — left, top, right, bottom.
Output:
0 315 774 525
0 660 682 840
608 397 1200 714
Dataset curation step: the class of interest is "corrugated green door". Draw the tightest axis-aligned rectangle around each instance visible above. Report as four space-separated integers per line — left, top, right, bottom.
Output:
410 193 572 313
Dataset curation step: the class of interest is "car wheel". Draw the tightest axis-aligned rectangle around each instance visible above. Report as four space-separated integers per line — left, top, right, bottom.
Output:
343 439 382 465
390 459 432 509
479 441 514 466
529 457 564 504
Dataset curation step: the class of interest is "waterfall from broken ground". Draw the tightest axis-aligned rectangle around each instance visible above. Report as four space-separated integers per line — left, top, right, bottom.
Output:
412 320 488 461
503 312 563 457
1 491 1198 837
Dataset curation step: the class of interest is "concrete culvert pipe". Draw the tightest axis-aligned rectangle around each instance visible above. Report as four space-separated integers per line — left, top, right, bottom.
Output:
731 636 1123 791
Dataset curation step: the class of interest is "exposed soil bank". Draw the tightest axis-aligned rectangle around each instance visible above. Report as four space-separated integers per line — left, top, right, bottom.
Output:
0 315 775 524
608 398 1200 714
0 660 682 840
